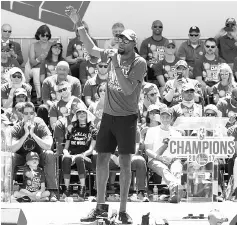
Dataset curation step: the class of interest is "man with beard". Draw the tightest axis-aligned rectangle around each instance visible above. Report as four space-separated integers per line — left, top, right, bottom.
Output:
140 20 168 84
67 8 146 224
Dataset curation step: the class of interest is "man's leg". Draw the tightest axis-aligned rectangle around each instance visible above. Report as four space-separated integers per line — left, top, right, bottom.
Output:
96 153 111 203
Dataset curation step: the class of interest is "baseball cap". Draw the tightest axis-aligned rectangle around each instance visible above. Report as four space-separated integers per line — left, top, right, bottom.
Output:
71 108 95 123
175 60 188 69
14 88 27 96
1 44 10 51
160 108 172 116
119 29 137 43
204 104 221 117
182 82 195 92
208 209 228 224
26 152 39 162
147 104 160 112
51 40 62 48
164 40 176 48
143 83 159 96
189 26 200 33
225 18 236 31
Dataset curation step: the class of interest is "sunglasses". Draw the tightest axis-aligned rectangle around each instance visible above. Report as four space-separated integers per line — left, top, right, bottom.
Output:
205 113 216 117
205 45 216 48
167 45 175 49
189 34 199 37
52 45 62 50
3 30 12 33
57 87 67 93
153 26 163 29
1 49 10 52
23 112 35 115
98 65 108 68
118 38 131 44
12 74 22 79
16 94 26 98
184 90 195 93
99 89 106 93
41 34 50 38
149 92 158 97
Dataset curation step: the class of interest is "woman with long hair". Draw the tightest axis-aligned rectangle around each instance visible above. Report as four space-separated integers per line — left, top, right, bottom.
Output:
40 41 65 83
1 67 31 109
29 24 53 104
213 63 237 104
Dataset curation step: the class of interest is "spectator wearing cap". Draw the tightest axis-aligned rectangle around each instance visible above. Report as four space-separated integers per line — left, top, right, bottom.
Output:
104 22 125 49
49 81 86 131
163 60 203 107
66 21 97 79
82 54 109 107
42 61 82 111
1 67 31 109
13 152 50 202
194 38 225 97
1 24 23 65
1 45 21 84
145 107 183 203
11 102 58 201
216 87 237 129
212 63 237 104
177 26 205 77
171 82 203 123
140 20 168 84
153 40 180 97
215 18 237 68
40 41 70 83
29 25 53 104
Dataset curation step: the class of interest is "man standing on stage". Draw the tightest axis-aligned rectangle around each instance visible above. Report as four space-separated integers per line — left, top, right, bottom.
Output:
67 8 146 224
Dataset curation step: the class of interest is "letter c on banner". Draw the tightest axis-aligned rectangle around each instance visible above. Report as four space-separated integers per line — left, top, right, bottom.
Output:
169 140 176 154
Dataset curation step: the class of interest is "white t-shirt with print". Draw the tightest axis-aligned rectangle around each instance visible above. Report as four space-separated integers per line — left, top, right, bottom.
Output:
144 125 181 162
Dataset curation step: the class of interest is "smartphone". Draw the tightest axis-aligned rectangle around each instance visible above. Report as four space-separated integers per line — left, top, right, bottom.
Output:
176 72 183 80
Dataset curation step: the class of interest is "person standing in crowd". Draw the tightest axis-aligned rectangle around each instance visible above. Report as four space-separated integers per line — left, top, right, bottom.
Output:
233 56 237 81
67 8 146 223
163 60 203 107
1 44 21 84
104 22 125 49
213 63 237 104
140 20 168 84
41 61 81 111
177 26 205 78
29 25 53 104
1 67 31 109
145 108 183 203
11 102 58 202
153 40 180 97
215 18 237 69
193 38 225 104
1 24 23 65
83 55 109 107
66 21 97 79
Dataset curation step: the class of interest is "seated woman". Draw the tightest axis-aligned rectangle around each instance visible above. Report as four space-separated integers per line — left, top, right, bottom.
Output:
1 67 31 109
213 63 237 104
62 107 97 201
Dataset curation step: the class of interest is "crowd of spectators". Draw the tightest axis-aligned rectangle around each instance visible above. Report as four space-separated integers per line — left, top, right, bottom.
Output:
1 17 237 203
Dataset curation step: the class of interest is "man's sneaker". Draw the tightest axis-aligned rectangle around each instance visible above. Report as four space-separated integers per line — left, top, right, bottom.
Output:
78 185 86 201
80 208 108 222
49 191 58 202
118 211 133 224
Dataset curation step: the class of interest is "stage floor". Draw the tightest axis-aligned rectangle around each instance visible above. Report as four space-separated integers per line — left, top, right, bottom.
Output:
1 201 237 225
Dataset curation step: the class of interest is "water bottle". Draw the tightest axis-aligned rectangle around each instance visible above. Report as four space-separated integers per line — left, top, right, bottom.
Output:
153 185 158 202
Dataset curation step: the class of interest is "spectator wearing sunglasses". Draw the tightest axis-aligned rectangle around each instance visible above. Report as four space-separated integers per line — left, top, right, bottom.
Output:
215 18 237 69
177 26 205 78
11 102 58 202
153 40 180 97
1 44 21 84
29 25 53 104
42 61 81 111
140 20 168 85
83 54 109 107
163 60 203 107
194 38 225 104
66 21 97 79
1 24 23 65
49 81 86 131
212 63 237 104
1 67 31 109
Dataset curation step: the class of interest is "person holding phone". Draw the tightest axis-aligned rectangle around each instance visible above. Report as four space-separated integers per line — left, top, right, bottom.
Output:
163 60 203 107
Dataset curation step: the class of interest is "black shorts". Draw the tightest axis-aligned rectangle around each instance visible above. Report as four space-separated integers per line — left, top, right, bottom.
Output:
96 113 138 155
